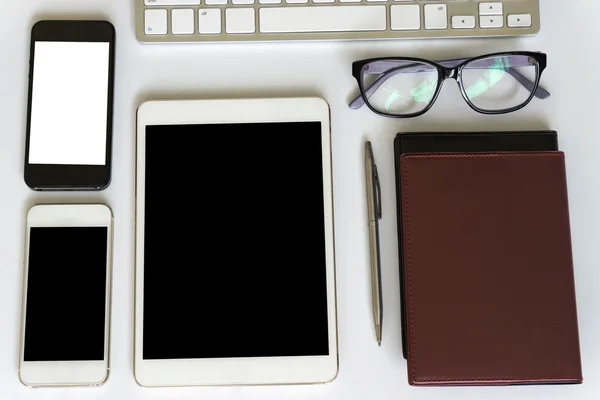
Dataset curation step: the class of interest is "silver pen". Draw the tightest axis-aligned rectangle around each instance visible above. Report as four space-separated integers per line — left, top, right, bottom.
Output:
365 141 383 346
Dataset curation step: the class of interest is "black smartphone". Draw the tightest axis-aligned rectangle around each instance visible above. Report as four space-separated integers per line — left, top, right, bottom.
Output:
24 20 115 191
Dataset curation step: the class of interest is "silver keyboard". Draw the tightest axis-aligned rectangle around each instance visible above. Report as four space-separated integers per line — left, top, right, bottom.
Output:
136 0 540 44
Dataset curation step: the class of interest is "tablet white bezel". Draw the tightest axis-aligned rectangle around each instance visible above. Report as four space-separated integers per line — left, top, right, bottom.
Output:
135 98 338 387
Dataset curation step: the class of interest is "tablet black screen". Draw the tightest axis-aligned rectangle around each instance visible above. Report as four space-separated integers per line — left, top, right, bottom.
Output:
143 122 330 360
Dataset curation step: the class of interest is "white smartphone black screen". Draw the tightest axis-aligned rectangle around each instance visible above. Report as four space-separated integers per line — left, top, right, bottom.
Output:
23 227 108 361
143 122 330 360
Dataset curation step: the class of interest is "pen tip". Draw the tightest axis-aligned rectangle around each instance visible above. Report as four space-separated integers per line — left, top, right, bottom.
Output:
378 341 381 347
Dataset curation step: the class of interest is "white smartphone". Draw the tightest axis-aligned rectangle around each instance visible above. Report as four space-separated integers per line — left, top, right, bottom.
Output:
19 204 113 387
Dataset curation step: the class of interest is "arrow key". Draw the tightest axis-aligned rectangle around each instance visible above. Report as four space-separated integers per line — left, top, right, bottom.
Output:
452 15 476 29
479 2 503 16
508 14 532 28
480 15 504 29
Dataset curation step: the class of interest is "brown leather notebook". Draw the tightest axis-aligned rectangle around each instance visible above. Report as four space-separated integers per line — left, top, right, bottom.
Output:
399 152 582 386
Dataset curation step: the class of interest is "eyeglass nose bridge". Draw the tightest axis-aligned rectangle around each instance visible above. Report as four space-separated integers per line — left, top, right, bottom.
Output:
442 66 459 80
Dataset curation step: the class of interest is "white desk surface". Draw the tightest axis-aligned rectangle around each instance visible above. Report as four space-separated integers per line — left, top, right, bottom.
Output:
2 1 599 399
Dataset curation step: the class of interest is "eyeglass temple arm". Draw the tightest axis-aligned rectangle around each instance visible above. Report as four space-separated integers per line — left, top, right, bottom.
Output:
348 57 550 109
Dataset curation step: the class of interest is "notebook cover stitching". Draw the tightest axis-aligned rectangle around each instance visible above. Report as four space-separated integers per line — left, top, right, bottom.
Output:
402 152 580 383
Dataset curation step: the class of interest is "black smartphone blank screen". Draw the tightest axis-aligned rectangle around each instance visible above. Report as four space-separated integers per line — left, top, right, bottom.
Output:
143 122 330 360
23 227 108 361
24 20 115 189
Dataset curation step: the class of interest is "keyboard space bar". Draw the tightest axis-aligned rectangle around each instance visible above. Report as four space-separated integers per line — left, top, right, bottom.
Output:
259 6 387 33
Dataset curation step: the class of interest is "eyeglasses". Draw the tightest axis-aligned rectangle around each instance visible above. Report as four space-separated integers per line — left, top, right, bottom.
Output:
349 51 549 118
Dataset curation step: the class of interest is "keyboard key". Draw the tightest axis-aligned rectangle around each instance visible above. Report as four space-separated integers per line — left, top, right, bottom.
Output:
479 2 503 15
172 9 195 34
199 9 221 34
451 15 475 29
145 0 200 5
480 15 504 29
233 0 255 3
390 5 420 31
259 6 386 33
424 4 447 30
145 9 167 35
226 8 256 34
508 14 532 28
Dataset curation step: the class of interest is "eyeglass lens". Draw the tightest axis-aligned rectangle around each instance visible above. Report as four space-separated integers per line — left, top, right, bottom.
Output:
361 60 439 116
461 55 539 112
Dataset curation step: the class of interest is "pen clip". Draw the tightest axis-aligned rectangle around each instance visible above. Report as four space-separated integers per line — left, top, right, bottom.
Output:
374 164 382 220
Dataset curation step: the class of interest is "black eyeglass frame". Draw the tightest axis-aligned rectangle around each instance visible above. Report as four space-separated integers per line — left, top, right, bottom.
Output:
351 51 548 118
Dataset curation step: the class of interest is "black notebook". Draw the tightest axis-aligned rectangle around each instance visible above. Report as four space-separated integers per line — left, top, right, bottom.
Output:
393 131 559 358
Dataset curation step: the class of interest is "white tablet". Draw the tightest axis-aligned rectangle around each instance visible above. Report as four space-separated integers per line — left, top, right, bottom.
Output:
135 97 338 387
